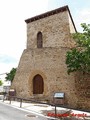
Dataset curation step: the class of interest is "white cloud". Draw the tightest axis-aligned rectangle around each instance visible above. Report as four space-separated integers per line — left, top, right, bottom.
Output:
0 0 90 75
0 54 17 64
48 0 65 10
74 8 90 32
0 0 48 74
0 62 17 74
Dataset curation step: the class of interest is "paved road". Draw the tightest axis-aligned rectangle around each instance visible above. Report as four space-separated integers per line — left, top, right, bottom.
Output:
0 102 49 120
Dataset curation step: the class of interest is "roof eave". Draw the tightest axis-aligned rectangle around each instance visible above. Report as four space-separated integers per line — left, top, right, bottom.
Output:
25 5 77 32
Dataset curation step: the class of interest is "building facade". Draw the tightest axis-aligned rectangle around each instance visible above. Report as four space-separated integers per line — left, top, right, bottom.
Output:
11 6 90 109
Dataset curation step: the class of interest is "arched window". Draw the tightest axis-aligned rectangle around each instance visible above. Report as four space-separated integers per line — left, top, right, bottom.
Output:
37 32 43 48
33 74 44 94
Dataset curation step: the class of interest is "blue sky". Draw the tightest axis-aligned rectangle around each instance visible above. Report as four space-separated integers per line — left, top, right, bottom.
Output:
0 0 90 76
48 0 90 31
48 0 90 10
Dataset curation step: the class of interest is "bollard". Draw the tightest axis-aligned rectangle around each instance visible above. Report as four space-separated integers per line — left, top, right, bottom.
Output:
55 104 57 118
10 97 11 104
3 95 5 102
20 99 22 108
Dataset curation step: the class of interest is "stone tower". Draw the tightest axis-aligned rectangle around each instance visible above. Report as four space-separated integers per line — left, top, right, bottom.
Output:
11 6 78 107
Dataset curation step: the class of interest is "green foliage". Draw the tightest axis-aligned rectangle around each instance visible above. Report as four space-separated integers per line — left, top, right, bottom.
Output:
66 23 90 74
0 80 3 86
5 68 17 82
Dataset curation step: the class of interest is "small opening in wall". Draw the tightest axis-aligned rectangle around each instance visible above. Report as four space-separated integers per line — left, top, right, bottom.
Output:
37 32 43 48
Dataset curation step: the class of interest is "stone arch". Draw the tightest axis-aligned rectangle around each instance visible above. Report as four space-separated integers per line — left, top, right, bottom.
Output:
28 70 47 96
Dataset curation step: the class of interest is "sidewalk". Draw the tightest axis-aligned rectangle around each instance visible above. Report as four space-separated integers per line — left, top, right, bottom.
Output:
0 99 90 120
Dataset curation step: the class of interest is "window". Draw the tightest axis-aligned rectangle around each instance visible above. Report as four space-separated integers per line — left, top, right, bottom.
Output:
37 32 43 48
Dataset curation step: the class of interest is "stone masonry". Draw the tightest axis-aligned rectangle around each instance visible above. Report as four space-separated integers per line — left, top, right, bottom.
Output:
11 6 90 110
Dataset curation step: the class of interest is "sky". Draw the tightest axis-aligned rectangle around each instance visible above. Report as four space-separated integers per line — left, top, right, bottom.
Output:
0 0 90 79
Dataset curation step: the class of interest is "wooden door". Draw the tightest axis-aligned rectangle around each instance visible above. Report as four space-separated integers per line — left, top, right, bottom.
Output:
33 74 44 94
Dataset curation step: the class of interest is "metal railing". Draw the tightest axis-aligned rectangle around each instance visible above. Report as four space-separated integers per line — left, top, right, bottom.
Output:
3 95 89 119
3 95 54 107
3 95 62 118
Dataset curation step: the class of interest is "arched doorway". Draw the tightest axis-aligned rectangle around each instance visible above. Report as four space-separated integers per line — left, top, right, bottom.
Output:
33 74 44 94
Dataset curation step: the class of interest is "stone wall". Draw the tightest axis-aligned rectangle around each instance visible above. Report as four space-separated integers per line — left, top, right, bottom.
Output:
27 11 75 49
11 8 89 110
12 47 78 107
75 72 90 110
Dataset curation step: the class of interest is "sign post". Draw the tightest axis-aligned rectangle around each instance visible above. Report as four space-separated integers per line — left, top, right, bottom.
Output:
53 92 65 118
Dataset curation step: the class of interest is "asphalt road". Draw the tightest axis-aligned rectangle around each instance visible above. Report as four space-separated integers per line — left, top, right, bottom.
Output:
0 102 48 120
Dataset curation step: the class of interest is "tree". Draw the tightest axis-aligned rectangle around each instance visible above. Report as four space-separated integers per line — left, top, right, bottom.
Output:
0 80 3 86
5 68 17 82
66 23 90 74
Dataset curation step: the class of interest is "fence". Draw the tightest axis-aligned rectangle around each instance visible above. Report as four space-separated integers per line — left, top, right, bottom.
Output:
3 95 89 119
3 95 61 118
